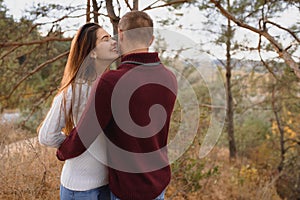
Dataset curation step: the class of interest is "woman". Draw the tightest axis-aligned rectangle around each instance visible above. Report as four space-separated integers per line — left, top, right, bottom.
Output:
38 23 118 200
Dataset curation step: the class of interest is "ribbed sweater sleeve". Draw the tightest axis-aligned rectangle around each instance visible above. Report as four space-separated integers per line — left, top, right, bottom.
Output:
38 88 70 148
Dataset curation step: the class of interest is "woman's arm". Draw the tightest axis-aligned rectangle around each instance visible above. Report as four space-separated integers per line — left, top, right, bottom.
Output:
56 78 112 161
38 91 69 148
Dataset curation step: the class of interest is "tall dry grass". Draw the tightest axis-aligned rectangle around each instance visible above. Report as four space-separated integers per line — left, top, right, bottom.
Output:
0 122 62 200
165 144 282 200
0 121 282 200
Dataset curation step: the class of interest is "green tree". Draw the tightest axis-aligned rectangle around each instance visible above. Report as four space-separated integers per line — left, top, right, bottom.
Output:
0 1 71 130
196 0 299 159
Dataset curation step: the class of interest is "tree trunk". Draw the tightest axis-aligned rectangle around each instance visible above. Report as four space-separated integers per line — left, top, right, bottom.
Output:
86 0 91 22
92 0 99 23
133 0 139 10
225 0 237 160
271 86 285 172
106 0 120 36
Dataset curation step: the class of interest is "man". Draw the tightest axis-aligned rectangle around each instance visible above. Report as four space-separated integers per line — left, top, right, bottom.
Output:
57 11 178 200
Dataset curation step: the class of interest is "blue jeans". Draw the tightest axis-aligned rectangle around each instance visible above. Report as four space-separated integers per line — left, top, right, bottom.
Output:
60 184 110 200
110 190 165 200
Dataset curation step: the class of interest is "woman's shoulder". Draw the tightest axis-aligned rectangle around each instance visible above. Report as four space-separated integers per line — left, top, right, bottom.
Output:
63 83 92 98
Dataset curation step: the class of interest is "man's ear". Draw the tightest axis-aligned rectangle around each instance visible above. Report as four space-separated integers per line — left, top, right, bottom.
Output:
118 28 123 42
148 35 154 46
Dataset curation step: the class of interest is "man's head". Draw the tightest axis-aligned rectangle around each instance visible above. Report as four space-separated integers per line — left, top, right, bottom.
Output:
118 11 154 55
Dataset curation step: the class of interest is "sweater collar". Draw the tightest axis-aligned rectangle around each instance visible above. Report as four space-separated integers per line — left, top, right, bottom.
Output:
121 52 160 64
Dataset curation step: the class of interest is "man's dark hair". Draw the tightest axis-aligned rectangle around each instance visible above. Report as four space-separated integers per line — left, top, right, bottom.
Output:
118 11 153 45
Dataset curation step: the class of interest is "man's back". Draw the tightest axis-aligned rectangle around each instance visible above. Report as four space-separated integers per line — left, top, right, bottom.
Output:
95 52 177 200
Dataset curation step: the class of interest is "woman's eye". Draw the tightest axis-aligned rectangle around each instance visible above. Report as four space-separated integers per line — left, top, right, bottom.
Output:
102 36 110 41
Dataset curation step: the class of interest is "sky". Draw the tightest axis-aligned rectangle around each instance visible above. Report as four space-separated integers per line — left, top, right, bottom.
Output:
3 0 206 36
3 0 300 61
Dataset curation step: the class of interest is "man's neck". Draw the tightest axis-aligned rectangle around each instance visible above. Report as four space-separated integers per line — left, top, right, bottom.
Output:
122 48 149 57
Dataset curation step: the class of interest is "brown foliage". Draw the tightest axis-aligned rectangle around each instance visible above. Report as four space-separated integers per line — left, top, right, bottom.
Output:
0 122 283 200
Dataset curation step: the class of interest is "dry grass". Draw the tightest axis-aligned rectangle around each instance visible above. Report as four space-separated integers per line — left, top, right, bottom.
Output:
0 122 63 200
165 145 282 200
0 122 282 200
0 122 32 146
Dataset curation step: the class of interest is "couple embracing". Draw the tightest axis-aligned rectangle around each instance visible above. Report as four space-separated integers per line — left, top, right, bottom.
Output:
38 10 177 200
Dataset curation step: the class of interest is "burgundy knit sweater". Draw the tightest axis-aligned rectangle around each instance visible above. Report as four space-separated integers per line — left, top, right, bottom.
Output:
56 52 178 200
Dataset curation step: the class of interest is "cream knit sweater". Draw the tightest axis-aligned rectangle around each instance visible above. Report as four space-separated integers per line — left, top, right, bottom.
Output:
38 84 108 191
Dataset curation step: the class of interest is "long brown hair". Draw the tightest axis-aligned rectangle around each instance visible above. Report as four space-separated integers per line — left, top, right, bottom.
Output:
37 23 102 136
61 23 102 135
60 23 101 91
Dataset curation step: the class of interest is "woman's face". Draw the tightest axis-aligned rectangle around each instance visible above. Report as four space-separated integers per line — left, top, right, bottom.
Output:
93 28 119 62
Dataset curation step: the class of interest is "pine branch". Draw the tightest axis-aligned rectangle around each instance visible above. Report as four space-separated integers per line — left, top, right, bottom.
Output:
210 0 300 79
124 0 132 10
0 37 72 48
265 20 300 43
4 51 69 100
142 0 191 11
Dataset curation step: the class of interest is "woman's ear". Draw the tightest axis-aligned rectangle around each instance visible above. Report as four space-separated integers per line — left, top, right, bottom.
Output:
90 50 97 59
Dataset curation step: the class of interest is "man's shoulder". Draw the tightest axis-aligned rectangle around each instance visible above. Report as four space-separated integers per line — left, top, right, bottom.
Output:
161 65 177 80
101 69 120 80
98 68 125 86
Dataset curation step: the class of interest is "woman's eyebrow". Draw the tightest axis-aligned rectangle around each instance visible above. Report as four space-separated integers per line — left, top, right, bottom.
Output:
100 35 111 40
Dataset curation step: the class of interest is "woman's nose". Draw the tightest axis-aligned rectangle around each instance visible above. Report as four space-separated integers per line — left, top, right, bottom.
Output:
111 39 117 45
